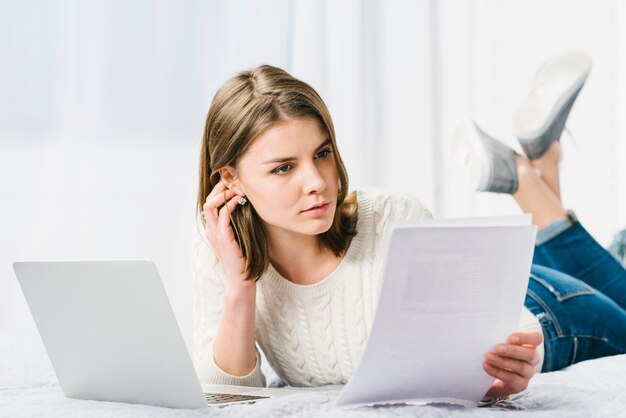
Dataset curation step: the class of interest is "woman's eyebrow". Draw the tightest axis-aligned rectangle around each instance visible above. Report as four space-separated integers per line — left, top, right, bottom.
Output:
262 138 331 164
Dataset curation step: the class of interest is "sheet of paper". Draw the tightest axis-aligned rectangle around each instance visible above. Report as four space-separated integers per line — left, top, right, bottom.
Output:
400 213 532 227
335 216 536 407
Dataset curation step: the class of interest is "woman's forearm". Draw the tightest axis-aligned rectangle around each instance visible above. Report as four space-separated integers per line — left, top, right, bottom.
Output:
212 279 258 376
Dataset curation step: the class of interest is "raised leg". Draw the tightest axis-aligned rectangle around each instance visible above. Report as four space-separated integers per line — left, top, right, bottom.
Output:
511 142 626 308
511 153 566 229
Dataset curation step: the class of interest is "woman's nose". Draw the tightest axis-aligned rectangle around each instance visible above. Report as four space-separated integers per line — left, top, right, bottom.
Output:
302 164 326 194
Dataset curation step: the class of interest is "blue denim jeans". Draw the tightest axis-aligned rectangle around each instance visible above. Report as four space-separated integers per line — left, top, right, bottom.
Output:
523 217 626 372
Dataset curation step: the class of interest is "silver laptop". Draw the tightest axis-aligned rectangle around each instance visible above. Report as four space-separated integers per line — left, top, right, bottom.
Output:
13 260 314 408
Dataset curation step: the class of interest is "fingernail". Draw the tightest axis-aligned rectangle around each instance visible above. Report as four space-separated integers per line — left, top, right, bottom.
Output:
509 335 520 344
496 345 507 354
487 353 496 362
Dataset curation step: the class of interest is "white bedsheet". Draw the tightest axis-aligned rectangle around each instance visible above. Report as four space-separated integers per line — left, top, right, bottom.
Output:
2 342 626 418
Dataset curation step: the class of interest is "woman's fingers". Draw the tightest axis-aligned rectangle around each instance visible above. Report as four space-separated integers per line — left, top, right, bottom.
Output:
483 362 529 394
485 352 535 379
217 195 242 229
205 180 227 202
493 343 540 365
203 185 236 229
204 188 236 213
482 332 542 399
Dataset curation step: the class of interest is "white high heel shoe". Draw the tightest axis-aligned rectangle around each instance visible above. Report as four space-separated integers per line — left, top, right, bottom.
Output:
452 120 519 194
513 51 592 160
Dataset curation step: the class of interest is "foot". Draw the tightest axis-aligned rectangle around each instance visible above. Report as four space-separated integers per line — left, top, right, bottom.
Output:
452 120 519 194
513 51 592 160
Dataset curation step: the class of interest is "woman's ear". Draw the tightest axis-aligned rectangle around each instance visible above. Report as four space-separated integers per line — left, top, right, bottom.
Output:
218 166 245 195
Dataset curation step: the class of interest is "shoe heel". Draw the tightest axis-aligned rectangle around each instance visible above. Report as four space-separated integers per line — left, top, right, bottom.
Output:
514 51 592 160
518 83 582 160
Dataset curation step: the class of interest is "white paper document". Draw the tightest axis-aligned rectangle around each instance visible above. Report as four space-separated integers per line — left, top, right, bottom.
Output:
335 215 537 407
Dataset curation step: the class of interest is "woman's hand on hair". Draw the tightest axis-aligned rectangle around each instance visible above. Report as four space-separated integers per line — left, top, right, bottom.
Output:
481 331 543 402
203 182 249 284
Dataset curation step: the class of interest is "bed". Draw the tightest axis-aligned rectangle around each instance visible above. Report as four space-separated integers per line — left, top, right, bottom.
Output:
2 335 625 418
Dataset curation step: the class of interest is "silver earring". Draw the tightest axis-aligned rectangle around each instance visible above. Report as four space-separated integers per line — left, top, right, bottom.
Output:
238 196 247 206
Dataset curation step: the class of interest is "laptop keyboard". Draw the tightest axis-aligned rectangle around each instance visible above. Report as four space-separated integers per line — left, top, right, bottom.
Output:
205 392 270 405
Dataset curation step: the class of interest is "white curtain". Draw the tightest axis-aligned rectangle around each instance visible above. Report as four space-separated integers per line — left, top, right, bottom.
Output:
2 0 625 353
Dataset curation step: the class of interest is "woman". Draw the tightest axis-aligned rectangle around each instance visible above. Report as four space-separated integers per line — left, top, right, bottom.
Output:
192 55 625 404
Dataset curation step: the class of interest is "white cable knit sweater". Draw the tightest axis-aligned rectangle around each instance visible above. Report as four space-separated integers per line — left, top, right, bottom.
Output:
191 188 544 388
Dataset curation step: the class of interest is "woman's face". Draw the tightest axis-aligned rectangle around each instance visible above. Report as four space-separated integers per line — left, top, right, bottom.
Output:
232 117 339 242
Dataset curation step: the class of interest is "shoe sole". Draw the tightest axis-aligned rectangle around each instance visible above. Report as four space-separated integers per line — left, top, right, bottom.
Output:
513 51 592 141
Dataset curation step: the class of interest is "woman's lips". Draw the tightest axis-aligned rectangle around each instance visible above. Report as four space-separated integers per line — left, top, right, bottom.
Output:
301 202 330 216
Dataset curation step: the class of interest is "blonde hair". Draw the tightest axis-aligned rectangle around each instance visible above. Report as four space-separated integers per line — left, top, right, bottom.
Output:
197 65 358 281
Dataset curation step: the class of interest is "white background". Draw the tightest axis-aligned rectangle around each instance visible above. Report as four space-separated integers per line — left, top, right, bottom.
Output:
1 0 625 364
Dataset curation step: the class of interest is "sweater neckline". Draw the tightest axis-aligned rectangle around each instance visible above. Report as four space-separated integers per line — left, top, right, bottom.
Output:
261 191 373 300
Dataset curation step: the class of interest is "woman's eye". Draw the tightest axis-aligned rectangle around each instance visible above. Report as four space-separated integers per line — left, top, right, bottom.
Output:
315 148 332 159
272 164 292 175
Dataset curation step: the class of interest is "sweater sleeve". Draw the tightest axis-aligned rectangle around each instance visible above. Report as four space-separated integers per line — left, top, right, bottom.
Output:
366 188 434 240
191 218 266 388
